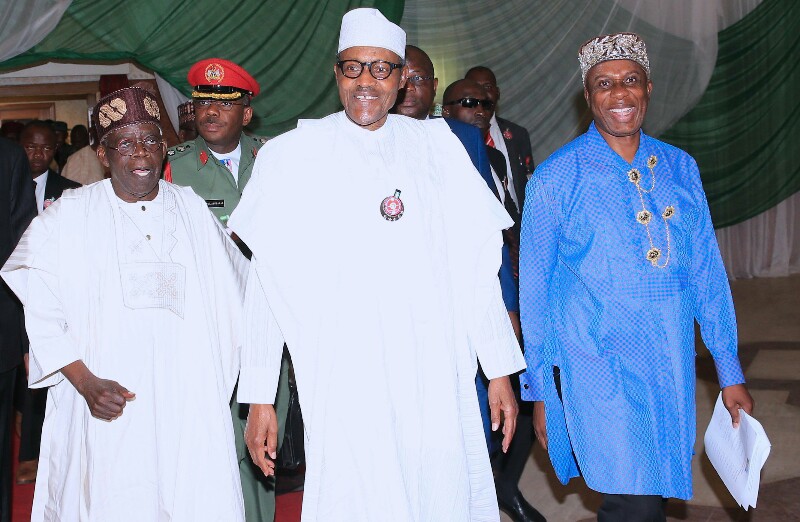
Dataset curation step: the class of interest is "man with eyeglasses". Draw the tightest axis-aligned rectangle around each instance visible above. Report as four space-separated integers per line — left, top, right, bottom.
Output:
165 58 266 226
164 58 289 522
13 121 81 487
465 66 534 216
2 86 248 521
232 8 525 521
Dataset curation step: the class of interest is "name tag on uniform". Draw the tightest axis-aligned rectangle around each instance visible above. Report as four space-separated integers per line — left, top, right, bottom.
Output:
206 199 225 208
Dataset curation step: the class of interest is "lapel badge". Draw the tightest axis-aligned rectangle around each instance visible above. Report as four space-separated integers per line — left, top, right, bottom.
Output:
205 63 224 83
199 150 209 165
503 128 513 140
380 189 404 221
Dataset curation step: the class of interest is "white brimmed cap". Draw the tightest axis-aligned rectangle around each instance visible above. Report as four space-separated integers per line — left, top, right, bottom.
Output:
338 8 406 60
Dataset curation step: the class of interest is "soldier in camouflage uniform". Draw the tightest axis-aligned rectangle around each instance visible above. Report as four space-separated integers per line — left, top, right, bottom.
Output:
165 58 290 522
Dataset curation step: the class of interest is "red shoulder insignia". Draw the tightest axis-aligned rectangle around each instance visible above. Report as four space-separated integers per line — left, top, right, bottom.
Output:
252 147 258 158
163 162 173 182
200 150 209 165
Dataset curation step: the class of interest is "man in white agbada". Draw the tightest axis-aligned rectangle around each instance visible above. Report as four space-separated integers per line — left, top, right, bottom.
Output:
1 87 247 521
231 8 525 522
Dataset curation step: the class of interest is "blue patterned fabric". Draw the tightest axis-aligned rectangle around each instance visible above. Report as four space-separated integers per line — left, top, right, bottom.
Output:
518 122 745 500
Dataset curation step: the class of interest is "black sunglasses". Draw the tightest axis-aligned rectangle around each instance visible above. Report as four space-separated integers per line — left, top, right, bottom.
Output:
443 97 494 110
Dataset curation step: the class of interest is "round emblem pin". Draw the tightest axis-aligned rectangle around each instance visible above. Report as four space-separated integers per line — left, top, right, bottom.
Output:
380 189 404 221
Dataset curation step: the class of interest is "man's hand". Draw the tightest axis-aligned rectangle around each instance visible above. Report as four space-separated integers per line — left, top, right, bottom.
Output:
487 376 518 453
61 360 134 421
533 401 547 451
245 403 279 477
78 376 135 421
722 383 755 428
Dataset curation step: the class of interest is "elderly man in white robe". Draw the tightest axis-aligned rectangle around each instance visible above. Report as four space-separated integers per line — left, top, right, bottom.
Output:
1 87 247 521
232 8 525 522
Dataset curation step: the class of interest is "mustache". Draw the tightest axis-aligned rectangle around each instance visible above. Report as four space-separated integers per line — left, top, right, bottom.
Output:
199 117 221 126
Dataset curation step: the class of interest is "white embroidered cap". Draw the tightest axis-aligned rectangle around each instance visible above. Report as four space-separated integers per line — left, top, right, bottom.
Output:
578 32 650 85
338 8 406 60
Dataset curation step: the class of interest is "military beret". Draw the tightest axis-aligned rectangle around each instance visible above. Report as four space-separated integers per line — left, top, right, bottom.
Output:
187 58 260 100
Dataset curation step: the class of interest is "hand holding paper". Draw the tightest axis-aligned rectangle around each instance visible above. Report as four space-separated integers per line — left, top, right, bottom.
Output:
704 392 771 510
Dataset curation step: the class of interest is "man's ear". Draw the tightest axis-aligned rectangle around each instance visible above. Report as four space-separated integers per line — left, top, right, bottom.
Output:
433 78 439 96
242 105 254 127
96 145 110 168
441 105 450 118
398 65 408 90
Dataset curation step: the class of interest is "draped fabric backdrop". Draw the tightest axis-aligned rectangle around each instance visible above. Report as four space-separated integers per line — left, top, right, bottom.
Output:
401 0 762 164
0 0 71 63
0 0 404 137
0 0 797 277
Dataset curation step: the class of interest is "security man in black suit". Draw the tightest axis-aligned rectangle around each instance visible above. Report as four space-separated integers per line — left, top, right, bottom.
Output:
466 66 535 215
442 78 544 522
0 136 36 522
15 121 80 485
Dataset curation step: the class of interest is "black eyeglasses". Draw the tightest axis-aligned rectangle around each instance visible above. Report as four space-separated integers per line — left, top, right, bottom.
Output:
443 97 495 110
193 99 246 111
406 75 434 85
337 60 403 80
104 136 163 156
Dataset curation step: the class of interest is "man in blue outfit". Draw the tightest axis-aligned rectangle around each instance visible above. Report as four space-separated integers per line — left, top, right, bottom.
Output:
519 32 754 522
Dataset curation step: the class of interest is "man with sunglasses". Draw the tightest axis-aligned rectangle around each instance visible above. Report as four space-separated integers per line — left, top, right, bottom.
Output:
165 58 290 522
465 66 534 216
443 79 543 522
3 87 248 521
232 8 525 521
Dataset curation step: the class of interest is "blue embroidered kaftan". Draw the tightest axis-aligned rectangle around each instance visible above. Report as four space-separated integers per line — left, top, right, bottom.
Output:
518 122 745 499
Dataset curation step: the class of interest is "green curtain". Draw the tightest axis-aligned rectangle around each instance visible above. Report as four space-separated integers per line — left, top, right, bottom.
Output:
0 0 405 137
660 0 799 228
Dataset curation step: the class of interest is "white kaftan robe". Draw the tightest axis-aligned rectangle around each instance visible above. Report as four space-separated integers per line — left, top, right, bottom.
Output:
2 180 247 522
230 113 526 522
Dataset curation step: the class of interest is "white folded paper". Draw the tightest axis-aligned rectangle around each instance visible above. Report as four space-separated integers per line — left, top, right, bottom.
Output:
704 392 771 510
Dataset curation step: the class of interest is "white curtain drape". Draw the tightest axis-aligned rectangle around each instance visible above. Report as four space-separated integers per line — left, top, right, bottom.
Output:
402 0 762 163
0 0 71 63
717 191 800 279
155 73 189 135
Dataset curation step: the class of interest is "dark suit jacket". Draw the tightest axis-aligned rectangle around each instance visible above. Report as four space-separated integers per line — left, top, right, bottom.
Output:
0 138 37 372
442 117 518 312
42 169 81 210
496 116 534 213
486 146 520 225
441 118 497 197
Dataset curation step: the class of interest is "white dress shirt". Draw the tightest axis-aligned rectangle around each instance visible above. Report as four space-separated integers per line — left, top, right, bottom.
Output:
33 170 49 214
208 144 242 186
488 114 520 212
